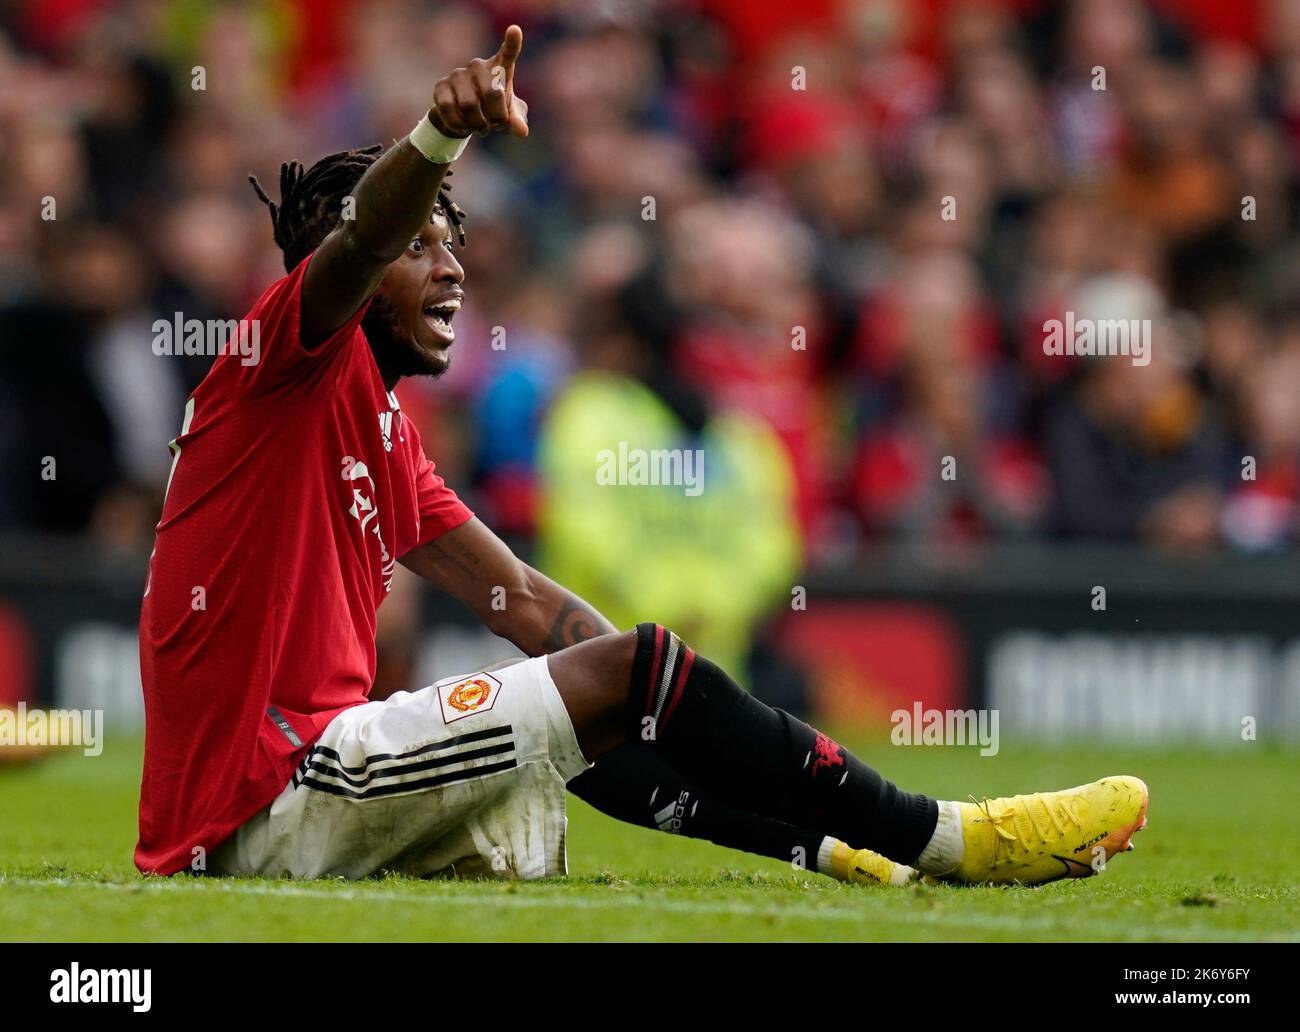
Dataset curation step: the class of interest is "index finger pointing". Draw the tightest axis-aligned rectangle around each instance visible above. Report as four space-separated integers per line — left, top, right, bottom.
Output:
494 24 524 72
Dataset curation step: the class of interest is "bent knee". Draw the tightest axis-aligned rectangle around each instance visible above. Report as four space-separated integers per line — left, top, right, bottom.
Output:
596 628 639 690
547 628 638 711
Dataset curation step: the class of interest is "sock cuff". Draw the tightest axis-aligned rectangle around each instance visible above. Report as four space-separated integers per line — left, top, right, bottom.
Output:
817 837 851 878
916 799 964 876
630 623 696 739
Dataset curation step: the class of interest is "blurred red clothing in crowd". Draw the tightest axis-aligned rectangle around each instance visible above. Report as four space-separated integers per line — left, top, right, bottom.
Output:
675 323 830 543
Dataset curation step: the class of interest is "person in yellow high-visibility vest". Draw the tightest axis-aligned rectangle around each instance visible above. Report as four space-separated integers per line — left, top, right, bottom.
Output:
537 369 801 677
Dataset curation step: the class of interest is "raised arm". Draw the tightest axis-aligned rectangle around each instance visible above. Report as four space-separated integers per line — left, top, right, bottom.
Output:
300 26 529 348
400 517 617 656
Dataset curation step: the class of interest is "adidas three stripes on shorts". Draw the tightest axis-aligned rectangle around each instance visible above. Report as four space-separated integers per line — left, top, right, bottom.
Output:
208 656 591 880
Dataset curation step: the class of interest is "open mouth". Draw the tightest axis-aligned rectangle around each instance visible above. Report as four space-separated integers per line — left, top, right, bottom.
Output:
422 297 461 340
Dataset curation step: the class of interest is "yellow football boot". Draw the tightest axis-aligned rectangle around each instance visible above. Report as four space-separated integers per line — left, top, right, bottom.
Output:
947 775 1148 886
826 840 920 887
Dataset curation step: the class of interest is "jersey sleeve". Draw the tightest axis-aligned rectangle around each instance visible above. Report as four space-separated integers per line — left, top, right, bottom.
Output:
239 250 372 393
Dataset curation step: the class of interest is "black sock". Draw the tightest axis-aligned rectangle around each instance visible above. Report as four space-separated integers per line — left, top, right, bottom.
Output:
628 622 938 864
568 744 825 869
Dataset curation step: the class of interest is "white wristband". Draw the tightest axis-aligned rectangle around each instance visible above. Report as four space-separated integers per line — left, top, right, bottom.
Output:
409 114 470 164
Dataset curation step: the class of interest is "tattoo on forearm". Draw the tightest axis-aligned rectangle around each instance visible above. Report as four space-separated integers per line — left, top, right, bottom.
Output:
543 597 615 652
426 536 481 580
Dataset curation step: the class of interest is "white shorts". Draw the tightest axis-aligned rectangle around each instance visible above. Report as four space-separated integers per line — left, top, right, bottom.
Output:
209 656 591 880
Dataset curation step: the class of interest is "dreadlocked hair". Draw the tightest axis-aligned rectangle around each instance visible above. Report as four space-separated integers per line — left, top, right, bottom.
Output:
248 143 467 272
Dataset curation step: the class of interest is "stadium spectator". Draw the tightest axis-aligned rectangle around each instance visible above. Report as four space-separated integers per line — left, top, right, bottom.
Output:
0 0 1293 567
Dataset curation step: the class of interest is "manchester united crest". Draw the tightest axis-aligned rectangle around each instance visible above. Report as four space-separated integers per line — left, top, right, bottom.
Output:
437 672 502 723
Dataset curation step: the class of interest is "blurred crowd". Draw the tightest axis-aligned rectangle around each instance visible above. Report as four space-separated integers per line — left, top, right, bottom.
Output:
4 0 1300 564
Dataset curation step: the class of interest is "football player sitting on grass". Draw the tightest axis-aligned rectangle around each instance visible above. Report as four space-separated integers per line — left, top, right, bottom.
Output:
136 26 1147 886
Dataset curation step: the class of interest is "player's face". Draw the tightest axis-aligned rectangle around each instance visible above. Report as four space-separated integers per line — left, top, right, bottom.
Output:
364 210 465 382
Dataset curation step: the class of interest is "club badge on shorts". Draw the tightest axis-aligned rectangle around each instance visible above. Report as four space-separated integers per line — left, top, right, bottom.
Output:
437 672 503 724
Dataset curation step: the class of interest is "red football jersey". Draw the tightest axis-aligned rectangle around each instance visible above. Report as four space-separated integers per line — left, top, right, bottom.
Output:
135 253 473 875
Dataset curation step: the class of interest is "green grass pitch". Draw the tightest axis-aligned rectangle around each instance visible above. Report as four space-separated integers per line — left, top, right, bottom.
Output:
2 733 1297 942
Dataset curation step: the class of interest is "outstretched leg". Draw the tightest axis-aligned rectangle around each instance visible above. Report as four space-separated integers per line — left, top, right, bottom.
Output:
568 744 917 885
547 624 1149 885
548 626 938 868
